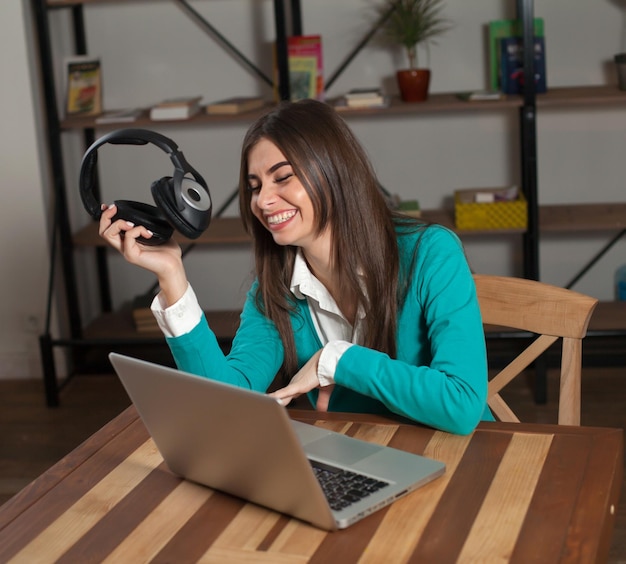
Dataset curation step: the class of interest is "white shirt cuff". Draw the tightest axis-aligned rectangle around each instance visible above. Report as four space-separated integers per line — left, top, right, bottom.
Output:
150 283 203 338
317 341 354 386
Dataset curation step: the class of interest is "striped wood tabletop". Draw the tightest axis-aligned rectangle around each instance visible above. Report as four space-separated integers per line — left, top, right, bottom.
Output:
0 408 622 563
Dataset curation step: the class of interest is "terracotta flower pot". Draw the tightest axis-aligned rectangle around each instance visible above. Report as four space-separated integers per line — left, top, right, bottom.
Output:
396 69 431 102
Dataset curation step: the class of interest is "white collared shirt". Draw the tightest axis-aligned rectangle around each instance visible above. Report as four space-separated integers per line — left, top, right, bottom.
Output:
150 251 362 386
290 251 363 385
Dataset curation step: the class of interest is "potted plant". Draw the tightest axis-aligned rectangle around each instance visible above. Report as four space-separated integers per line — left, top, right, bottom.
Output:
375 0 452 102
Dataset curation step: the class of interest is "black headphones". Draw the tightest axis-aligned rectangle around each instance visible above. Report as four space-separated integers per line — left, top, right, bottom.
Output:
80 128 212 245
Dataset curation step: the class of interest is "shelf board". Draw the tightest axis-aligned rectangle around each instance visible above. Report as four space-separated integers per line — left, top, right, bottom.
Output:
73 216 251 247
80 300 626 343
534 85 626 108
73 202 626 247
84 306 240 341
58 86 626 131
48 0 158 7
539 202 626 232
61 103 275 131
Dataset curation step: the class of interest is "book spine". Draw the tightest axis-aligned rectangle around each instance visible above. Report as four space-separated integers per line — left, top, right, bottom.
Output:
499 36 547 95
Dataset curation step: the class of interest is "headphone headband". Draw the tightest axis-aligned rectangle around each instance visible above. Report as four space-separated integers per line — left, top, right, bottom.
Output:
79 128 212 243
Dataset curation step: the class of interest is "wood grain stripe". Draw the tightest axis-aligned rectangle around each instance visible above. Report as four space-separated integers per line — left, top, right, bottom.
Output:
357 431 472 563
153 492 247 562
101 480 212 563
267 519 328 559
0 416 148 561
309 510 386 563
200 547 310 563
349 423 399 445
457 432 553 562
410 429 513 562
199 503 283 559
7 438 162 563
564 429 623 563
386 424 434 454
258 514 292 550
56 461 178 563
0 406 140 532
313 420 354 435
508 433 593 563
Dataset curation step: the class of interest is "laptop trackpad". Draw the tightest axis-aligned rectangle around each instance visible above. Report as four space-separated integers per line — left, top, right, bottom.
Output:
304 433 382 466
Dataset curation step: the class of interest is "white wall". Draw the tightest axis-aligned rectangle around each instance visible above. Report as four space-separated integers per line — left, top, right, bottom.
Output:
0 1 51 379
4 0 625 379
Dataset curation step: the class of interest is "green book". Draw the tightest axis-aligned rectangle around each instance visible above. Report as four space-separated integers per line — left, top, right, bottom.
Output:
488 18 544 91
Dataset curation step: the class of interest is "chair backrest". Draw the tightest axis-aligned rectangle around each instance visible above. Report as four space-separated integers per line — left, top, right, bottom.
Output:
473 274 598 425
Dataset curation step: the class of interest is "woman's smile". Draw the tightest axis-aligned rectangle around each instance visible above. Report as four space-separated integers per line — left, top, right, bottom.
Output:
265 209 297 228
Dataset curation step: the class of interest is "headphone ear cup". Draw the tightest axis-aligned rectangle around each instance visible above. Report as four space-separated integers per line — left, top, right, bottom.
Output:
112 200 174 246
151 177 203 239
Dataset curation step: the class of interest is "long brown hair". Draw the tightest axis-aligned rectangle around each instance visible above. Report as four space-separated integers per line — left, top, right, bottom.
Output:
238 99 415 378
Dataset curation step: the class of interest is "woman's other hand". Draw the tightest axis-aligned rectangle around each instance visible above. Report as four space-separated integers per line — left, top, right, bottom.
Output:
269 350 334 411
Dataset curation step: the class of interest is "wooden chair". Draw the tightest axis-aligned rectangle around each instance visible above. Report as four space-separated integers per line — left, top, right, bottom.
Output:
473 274 598 425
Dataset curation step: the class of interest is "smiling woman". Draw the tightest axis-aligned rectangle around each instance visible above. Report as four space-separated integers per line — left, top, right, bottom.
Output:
98 99 492 435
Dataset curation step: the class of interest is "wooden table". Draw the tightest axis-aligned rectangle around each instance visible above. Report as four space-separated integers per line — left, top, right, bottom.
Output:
0 408 622 563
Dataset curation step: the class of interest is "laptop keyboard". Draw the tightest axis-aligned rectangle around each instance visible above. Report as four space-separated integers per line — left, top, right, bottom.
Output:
310 459 390 511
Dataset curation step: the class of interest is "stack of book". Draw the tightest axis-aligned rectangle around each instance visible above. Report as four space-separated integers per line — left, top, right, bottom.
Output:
95 108 144 124
335 88 389 110
149 96 202 121
205 96 266 115
131 294 159 333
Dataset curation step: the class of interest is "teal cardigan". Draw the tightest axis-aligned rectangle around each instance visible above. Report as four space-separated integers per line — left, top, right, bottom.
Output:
166 225 493 435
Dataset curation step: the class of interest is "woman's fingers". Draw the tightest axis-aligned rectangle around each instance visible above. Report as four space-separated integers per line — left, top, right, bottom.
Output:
98 203 154 255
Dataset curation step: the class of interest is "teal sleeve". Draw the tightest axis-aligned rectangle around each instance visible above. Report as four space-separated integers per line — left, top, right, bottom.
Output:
333 226 491 435
165 282 284 392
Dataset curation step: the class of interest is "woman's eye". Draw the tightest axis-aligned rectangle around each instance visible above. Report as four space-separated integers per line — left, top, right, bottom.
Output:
276 173 293 183
247 184 260 192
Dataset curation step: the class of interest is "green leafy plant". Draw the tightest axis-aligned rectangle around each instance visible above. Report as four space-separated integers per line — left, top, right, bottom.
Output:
376 0 452 69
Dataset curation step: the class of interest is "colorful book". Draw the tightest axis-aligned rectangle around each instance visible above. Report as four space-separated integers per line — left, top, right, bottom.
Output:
488 18 544 91
205 96 265 115
65 56 102 116
499 36 547 95
287 35 324 102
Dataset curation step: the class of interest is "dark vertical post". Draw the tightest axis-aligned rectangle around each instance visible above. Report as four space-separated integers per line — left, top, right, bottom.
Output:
71 5 112 313
274 0 290 100
31 0 85 404
31 1 83 340
517 0 545 403
290 0 302 36
517 0 539 282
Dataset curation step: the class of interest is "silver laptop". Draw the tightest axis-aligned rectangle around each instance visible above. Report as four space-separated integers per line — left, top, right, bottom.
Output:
109 352 445 530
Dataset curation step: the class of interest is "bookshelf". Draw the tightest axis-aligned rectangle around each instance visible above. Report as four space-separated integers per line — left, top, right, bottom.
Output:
32 0 626 406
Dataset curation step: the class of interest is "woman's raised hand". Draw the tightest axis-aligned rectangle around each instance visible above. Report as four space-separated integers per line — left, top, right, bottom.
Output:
98 203 189 306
